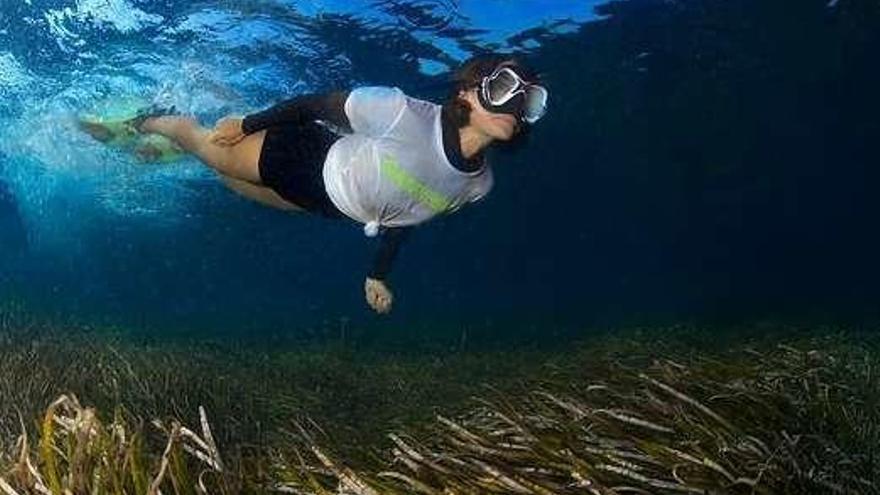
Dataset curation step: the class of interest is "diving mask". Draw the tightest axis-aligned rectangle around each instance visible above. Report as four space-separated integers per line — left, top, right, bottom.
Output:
478 65 548 124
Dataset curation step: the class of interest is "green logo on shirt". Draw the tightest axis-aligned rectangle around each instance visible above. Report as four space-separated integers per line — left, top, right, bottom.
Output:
381 156 452 214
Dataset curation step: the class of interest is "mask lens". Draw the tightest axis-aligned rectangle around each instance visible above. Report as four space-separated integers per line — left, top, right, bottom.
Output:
487 69 520 103
523 85 548 122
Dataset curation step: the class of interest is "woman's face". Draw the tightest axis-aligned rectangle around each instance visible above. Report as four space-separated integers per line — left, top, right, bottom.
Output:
460 88 519 141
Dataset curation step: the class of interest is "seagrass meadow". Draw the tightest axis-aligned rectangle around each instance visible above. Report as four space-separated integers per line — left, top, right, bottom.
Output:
0 303 877 494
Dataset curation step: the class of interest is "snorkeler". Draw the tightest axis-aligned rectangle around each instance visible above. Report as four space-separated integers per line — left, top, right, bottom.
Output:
103 54 547 314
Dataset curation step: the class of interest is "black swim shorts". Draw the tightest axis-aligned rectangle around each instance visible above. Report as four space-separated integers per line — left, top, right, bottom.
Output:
257 120 344 218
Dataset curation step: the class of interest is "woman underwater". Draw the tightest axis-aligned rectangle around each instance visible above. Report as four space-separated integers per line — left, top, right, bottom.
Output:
104 54 547 314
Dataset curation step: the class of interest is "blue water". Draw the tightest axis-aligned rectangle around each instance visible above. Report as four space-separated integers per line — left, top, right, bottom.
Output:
1 0 878 343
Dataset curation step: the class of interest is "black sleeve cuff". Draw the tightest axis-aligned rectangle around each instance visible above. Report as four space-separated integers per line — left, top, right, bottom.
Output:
241 114 258 135
368 227 412 280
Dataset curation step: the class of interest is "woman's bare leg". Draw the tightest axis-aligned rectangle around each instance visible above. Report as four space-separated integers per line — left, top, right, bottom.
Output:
140 115 265 184
221 176 303 211
140 116 307 212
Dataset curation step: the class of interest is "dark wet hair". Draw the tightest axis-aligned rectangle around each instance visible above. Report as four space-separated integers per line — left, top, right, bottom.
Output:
442 53 540 129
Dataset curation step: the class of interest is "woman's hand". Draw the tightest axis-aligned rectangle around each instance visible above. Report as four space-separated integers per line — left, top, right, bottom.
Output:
365 277 393 314
209 116 246 146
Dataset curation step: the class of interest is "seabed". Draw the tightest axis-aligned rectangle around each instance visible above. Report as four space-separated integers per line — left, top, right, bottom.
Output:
0 305 876 494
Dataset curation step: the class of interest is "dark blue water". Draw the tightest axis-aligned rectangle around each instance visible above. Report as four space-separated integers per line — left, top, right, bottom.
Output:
1 0 877 344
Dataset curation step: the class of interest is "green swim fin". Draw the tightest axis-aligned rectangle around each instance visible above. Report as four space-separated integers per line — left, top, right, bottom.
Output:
78 98 186 163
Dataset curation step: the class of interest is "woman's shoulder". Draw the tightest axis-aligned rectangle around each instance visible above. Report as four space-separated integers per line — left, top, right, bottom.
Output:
348 85 406 102
350 86 437 109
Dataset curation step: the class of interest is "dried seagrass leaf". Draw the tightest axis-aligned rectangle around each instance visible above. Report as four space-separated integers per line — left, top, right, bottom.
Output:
310 447 378 495
377 471 437 494
0 477 22 495
639 375 734 431
592 409 675 434
148 423 181 495
198 406 223 472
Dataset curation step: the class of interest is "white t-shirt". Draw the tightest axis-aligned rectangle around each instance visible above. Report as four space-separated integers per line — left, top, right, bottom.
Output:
322 86 494 236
